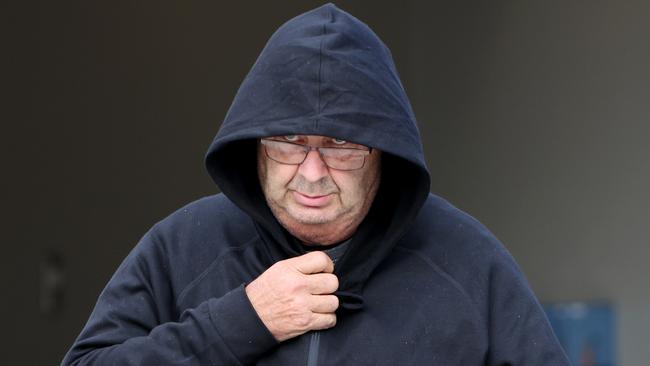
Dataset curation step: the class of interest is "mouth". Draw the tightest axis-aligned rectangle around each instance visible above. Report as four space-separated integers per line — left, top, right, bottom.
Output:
292 191 334 207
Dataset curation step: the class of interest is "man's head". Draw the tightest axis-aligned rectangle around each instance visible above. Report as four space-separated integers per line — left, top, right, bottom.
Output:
257 134 381 246
206 3 430 264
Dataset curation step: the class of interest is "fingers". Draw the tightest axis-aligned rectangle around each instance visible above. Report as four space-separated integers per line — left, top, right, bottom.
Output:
309 313 337 331
306 273 339 294
291 251 334 274
246 251 339 342
310 294 339 313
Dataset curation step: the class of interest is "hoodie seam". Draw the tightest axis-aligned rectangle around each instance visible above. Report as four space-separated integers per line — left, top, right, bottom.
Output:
316 23 325 128
176 235 259 308
393 245 485 327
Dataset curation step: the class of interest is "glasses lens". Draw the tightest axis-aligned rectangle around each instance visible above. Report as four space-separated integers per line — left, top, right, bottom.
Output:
320 147 367 170
262 139 307 164
261 139 370 170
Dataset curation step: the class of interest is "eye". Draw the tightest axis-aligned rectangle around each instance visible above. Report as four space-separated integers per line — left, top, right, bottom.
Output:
332 138 347 145
283 135 299 142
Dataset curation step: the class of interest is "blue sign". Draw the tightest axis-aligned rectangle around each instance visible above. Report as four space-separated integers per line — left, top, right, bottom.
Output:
544 302 616 366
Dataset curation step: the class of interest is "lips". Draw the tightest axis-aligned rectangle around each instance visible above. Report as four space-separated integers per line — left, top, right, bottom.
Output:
292 191 334 207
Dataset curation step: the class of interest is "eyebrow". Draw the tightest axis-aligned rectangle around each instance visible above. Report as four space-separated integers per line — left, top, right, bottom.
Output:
269 136 366 149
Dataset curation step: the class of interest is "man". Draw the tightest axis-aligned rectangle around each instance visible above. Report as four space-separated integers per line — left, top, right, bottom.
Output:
62 4 569 365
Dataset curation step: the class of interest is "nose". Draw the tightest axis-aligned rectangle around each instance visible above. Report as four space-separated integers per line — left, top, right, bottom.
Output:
297 149 330 182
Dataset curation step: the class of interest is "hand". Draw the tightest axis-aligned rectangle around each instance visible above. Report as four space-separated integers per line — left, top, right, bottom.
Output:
245 251 339 342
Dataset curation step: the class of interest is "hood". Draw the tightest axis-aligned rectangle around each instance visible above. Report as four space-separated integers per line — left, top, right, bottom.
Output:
205 3 430 310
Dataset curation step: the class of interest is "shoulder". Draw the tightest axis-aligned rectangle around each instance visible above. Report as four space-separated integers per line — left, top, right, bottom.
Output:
149 193 256 246
155 193 250 228
398 193 530 312
128 194 260 287
403 193 507 258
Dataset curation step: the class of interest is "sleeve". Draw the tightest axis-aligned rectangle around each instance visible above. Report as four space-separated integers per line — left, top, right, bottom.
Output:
485 249 571 366
60 231 278 366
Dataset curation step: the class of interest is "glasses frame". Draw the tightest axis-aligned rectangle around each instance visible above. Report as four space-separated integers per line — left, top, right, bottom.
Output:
260 138 373 171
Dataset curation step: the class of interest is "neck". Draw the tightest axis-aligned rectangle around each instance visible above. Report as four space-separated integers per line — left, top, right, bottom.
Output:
285 219 357 246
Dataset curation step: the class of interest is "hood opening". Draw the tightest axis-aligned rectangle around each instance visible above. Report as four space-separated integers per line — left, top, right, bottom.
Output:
203 3 431 310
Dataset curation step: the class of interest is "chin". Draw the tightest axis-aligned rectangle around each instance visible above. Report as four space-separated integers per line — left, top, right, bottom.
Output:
277 208 358 245
286 207 339 225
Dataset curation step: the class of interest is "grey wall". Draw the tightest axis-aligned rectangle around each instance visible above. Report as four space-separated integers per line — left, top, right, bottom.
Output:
408 2 650 365
3 1 648 365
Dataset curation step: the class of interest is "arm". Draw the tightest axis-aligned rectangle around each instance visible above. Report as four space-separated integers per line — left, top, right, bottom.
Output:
61 233 338 366
61 232 277 366
486 251 570 365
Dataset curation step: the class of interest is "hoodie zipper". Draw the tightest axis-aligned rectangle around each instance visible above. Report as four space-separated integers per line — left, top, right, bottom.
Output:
306 331 321 366
305 241 344 366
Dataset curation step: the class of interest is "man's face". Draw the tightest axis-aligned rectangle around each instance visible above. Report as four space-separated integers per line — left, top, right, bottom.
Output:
257 135 381 245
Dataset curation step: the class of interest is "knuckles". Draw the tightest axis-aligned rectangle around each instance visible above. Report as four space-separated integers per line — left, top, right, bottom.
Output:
312 250 332 263
305 251 334 271
290 312 313 330
331 295 340 310
328 274 339 291
328 315 337 328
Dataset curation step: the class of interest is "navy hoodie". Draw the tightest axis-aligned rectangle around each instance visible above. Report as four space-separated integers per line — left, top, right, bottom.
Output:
62 3 569 365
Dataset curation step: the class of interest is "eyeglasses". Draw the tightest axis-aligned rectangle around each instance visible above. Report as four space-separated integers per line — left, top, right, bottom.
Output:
260 138 372 171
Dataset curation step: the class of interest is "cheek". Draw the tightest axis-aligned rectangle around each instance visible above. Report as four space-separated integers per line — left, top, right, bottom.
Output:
347 164 381 203
263 164 297 196
331 173 364 203
328 153 381 206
